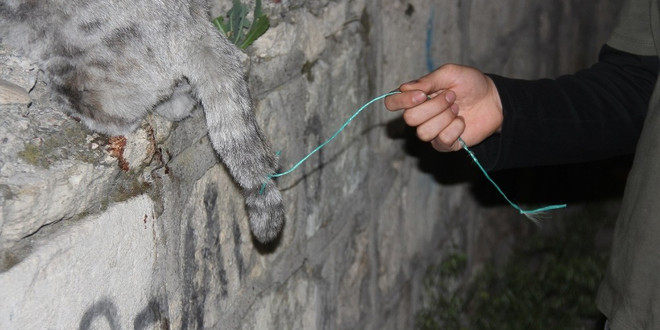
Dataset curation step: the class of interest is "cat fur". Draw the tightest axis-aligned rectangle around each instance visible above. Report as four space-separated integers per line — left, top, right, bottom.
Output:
0 0 284 243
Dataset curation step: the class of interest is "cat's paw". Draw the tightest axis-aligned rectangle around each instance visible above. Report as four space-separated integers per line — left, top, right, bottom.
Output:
245 182 284 244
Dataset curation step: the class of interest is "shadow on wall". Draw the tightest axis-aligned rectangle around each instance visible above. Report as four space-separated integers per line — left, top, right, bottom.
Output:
386 117 631 206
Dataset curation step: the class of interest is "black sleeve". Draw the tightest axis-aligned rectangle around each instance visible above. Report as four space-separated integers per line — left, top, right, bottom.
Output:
471 45 659 171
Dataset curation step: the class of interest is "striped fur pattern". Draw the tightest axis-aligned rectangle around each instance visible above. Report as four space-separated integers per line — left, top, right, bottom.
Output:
0 0 284 243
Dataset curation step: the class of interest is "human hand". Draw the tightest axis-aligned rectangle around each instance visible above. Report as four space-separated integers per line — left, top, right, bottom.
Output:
384 64 503 152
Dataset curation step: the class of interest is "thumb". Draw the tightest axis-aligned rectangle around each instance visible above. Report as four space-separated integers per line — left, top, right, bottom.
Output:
400 64 459 94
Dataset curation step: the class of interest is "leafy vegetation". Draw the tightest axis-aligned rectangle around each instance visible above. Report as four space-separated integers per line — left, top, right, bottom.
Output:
212 0 270 49
416 253 469 330
417 207 613 330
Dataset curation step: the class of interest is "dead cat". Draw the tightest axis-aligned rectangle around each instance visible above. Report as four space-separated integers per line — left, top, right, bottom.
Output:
0 0 284 244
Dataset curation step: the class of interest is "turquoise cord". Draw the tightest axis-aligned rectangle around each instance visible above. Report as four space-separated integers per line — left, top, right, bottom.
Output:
258 91 398 195
260 91 566 217
457 137 566 215
269 91 399 179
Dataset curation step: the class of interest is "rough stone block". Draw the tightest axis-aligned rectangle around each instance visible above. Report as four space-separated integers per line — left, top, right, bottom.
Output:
0 196 158 329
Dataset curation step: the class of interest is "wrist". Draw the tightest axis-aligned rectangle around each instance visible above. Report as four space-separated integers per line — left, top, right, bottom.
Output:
486 75 504 133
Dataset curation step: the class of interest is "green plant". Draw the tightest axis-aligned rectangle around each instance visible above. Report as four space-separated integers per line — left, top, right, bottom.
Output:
212 0 270 49
416 206 614 330
416 252 470 330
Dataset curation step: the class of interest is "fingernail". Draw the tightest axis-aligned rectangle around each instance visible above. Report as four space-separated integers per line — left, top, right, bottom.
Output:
445 91 456 103
450 104 459 115
412 92 427 104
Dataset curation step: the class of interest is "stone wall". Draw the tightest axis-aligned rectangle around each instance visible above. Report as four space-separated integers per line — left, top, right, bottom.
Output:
0 0 621 329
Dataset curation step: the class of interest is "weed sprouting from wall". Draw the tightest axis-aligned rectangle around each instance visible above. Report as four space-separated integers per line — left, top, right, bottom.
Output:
212 0 269 49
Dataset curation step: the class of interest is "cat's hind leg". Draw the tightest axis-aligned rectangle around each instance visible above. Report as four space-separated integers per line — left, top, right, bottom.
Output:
154 79 198 121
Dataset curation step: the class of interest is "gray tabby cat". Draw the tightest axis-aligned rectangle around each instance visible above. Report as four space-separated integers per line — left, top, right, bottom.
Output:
0 0 284 244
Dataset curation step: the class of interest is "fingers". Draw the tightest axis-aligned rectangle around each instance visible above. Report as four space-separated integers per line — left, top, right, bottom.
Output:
396 89 464 152
414 103 459 139
385 64 497 152
416 102 464 152
384 66 456 111
399 78 434 94
386 64 462 111
384 89 427 111
402 90 456 127
385 65 470 152
399 64 460 94
430 117 465 152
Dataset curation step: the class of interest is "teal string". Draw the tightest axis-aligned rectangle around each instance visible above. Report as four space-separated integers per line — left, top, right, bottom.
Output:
260 90 566 218
259 92 397 194
263 91 399 183
457 137 566 216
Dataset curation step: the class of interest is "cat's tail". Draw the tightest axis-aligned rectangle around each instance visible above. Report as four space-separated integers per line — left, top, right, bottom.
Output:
185 30 284 244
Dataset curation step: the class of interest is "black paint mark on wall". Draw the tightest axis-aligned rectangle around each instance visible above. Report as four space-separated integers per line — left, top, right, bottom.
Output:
78 297 170 330
181 183 234 329
78 298 119 330
405 3 415 16
304 114 326 200
182 214 205 329
203 184 228 297
232 220 245 280
134 298 170 330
